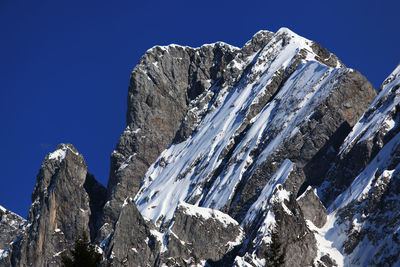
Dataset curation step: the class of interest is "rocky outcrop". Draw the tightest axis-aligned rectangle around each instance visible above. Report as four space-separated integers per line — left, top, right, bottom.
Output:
0 206 25 262
161 203 243 266
1 144 106 267
297 187 327 228
105 28 376 266
105 198 159 266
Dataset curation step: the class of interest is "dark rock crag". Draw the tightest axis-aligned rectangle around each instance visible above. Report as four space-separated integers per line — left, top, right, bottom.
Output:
1 144 106 266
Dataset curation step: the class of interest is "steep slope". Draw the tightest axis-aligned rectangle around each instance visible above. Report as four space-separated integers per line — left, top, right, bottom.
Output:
0 144 106 266
102 28 376 266
311 65 400 266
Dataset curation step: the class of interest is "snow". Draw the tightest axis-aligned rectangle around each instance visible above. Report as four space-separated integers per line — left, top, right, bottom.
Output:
150 229 168 253
100 230 113 249
0 249 5 260
227 229 245 249
0 205 6 213
48 148 67 161
122 197 133 208
315 124 400 265
179 202 239 226
48 144 78 162
308 216 345 266
95 245 103 255
296 185 316 201
146 41 240 56
52 249 65 257
118 154 136 172
233 253 266 267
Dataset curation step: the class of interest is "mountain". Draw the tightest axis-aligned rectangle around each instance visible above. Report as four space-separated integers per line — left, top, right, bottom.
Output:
1 28 399 266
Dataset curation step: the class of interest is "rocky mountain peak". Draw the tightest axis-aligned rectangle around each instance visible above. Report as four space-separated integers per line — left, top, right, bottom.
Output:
1 144 106 266
2 28 400 266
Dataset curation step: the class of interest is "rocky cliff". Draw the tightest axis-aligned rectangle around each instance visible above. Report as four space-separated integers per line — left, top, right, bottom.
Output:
1 144 106 266
1 28 399 266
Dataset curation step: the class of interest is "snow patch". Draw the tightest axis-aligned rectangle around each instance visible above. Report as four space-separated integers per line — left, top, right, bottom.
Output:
307 216 344 266
48 144 78 162
150 229 168 253
179 202 239 227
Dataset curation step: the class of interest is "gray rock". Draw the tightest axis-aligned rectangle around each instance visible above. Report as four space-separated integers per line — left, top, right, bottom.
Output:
105 198 159 267
318 65 400 266
102 29 376 266
297 186 327 228
101 42 243 237
161 203 243 265
0 206 25 266
316 254 338 267
2 144 106 267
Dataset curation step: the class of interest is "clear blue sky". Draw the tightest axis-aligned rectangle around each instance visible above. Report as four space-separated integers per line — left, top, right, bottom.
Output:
1 0 399 218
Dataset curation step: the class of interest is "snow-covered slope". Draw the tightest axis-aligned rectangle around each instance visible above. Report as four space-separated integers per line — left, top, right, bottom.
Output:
312 65 400 266
132 28 372 229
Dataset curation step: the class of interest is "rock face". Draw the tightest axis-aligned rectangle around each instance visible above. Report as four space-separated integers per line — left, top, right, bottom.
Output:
162 203 243 266
0 144 106 267
0 206 25 256
297 186 327 228
4 29 400 267
100 39 244 241
105 198 159 266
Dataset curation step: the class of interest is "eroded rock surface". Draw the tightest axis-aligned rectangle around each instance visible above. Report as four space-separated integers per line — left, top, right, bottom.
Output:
1 144 106 267
162 203 243 266
297 186 327 228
